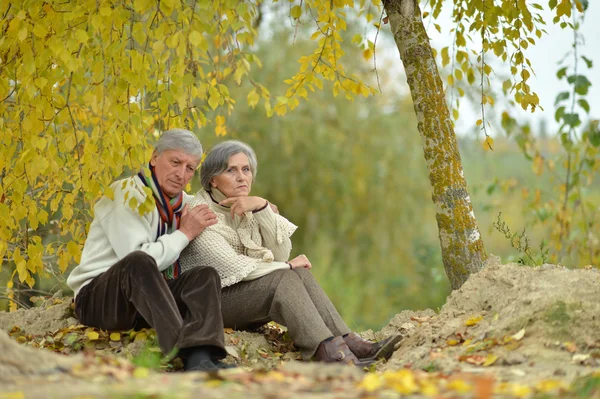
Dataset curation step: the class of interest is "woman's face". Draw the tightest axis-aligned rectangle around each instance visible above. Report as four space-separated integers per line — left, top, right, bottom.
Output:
211 152 253 197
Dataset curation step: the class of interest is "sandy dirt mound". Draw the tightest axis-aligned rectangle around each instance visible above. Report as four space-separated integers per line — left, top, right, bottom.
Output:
0 328 79 380
0 291 77 336
381 256 600 384
2 258 600 398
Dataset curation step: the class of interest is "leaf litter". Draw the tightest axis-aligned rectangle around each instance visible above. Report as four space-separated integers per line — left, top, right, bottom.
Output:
1 257 600 398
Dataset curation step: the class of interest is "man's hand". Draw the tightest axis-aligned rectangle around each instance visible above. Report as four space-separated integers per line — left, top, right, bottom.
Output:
288 254 312 269
219 196 268 219
179 204 218 241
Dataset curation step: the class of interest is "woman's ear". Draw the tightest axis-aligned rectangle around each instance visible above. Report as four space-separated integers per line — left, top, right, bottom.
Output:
210 179 217 188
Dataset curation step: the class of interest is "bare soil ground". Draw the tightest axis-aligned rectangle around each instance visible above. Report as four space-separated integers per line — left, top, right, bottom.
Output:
1 257 600 399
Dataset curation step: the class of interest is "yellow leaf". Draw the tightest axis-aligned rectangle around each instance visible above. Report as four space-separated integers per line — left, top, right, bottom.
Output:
454 69 463 81
290 5 302 19
362 48 373 61
25 275 35 288
441 46 450 67
511 329 526 341
508 384 531 398
476 119 483 126
18 27 28 42
0 391 25 399
310 31 321 40
67 240 80 258
483 137 494 151
87 331 100 340
382 369 418 394
447 379 472 393
483 353 498 366
247 89 260 108
133 367 150 379
135 332 147 342
189 31 206 49
110 332 121 341
447 339 459 346
532 154 544 175
208 94 219 110
465 315 483 326
535 379 565 393
359 373 382 392
134 0 153 12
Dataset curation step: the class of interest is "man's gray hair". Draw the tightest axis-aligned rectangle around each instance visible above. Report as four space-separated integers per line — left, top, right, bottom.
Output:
154 128 203 158
201 140 258 191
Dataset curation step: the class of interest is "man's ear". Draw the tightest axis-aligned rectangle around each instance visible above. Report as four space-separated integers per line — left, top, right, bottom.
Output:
150 151 158 166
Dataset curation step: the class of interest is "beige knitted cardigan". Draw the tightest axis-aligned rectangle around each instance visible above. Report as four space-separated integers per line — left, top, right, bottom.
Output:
179 189 298 287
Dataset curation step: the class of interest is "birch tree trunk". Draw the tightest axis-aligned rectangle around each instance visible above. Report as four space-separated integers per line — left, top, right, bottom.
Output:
384 0 486 289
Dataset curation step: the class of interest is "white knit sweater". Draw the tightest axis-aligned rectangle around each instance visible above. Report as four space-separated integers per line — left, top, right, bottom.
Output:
179 189 298 287
67 176 191 296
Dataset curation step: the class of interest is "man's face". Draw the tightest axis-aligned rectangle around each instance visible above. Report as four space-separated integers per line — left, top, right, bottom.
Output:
150 149 201 198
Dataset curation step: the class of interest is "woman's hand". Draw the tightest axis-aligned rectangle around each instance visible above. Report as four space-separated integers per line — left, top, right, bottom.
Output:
219 196 268 219
288 254 312 269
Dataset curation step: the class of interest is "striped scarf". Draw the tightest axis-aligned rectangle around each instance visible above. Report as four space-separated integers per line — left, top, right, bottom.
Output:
138 163 184 280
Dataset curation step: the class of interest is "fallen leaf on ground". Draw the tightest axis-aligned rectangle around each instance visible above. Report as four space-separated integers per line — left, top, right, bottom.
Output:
257 348 269 358
483 354 498 367
447 379 473 393
134 332 147 342
133 367 150 379
511 329 526 341
563 342 577 353
465 315 484 327
572 354 591 363
459 355 487 366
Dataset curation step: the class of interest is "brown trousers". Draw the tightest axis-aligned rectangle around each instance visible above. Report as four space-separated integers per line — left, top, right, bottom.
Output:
74 251 225 358
221 268 351 360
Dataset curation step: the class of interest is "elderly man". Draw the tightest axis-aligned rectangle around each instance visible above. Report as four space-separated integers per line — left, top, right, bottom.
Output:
67 128 230 372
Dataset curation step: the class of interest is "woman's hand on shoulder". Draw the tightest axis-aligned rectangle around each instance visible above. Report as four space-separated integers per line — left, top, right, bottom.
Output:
219 196 268 219
288 254 312 269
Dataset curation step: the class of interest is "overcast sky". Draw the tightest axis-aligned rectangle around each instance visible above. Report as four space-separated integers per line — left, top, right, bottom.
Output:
393 1 600 136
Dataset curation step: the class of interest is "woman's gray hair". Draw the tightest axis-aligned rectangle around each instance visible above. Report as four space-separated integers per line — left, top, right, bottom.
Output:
201 140 258 191
154 128 203 158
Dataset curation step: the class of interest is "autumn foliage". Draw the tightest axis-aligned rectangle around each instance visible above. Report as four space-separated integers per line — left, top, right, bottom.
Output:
0 0 593 301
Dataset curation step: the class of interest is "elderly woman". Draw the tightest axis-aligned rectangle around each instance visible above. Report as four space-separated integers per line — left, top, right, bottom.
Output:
180 140 400 366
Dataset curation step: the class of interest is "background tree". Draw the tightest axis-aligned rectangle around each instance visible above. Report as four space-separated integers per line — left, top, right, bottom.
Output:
382 0 485 289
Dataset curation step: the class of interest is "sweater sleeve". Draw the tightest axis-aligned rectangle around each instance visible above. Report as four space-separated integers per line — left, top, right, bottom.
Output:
252 205 297 262
96 181 189 271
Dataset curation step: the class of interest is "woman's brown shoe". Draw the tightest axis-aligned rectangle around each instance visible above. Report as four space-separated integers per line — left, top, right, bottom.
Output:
343 332 402 361
314 336 373 367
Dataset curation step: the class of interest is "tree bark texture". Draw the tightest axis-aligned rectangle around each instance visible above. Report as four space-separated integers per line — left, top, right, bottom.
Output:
384 0 486 289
